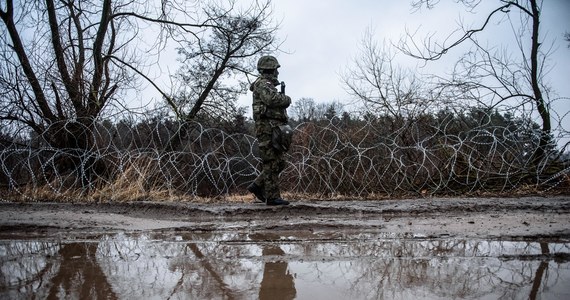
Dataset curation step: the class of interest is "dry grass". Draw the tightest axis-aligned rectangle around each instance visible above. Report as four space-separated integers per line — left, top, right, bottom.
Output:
2 185 568 203
2 173 568 203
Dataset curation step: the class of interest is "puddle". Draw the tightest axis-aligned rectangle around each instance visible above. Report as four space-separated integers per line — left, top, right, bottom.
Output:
1 230 569 299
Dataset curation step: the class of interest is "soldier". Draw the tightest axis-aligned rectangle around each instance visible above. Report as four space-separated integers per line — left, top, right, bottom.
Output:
247 56 293 206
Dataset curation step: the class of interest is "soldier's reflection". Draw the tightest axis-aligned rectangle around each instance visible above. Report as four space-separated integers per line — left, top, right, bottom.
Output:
250 233 296 300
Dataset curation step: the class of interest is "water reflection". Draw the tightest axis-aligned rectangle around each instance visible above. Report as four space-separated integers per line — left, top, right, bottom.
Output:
1 231 569 299
251 232 296 300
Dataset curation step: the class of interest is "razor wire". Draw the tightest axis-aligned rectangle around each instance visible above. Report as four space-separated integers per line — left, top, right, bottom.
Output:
0 116 568 201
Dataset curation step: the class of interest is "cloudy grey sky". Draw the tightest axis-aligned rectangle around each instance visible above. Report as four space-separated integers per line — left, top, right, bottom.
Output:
230 0 570 131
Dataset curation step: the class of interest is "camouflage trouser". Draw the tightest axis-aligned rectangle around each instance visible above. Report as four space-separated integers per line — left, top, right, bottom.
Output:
254 120 286 200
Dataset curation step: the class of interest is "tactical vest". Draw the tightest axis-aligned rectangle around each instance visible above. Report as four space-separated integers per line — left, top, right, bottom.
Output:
251 77 290 122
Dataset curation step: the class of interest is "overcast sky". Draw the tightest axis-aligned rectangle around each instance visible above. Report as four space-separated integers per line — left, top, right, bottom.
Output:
232 0 570 123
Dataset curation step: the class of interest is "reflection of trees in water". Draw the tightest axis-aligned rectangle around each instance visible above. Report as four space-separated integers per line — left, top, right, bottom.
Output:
529 242 550 300
95 232 265 299
47 242 117 299
0 239 117 299
0 241 60 299
1 233 569 299
261 237 570 299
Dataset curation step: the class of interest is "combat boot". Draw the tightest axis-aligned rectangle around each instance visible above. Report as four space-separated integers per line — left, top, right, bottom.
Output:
266 198 289 206
247 183 265 203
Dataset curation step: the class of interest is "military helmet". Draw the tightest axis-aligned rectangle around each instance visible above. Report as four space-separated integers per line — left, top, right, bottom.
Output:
257 55 280 70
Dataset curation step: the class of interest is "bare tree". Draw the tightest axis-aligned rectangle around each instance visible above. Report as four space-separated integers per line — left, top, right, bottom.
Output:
290 97 317 122
171 0 280 122
0 0 255 148
289 98 345 122
398 0 555 164
343 29 435 120
317 101 345 121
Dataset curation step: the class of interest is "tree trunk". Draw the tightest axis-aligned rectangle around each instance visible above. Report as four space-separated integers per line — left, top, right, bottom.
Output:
529 0 551 165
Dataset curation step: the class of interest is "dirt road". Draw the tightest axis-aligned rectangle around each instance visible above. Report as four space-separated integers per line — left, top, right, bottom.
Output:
1 196 569 239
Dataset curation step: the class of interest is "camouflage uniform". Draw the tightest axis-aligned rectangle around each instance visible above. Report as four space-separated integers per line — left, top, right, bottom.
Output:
248 56 291 205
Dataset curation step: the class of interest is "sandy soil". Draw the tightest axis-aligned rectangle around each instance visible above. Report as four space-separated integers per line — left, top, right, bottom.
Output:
1 196 569 240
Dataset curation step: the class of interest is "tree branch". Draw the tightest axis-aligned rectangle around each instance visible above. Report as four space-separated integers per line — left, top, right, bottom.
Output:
1 0 56 122
400 3 512 61
108 55 181 119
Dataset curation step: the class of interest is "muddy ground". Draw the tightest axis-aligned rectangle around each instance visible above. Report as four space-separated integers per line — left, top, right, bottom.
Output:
1 196 569 239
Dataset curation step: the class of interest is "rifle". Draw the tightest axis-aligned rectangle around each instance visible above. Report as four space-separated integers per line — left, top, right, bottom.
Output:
280 81 286 94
